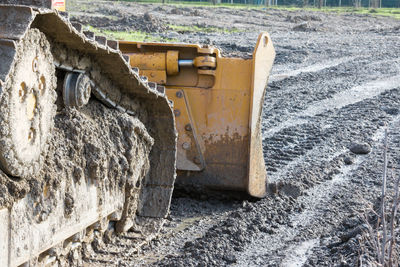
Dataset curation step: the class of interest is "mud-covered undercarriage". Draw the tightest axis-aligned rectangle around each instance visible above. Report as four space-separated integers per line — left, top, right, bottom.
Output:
0 6 176 266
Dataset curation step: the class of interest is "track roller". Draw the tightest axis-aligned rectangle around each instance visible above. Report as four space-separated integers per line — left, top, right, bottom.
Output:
63 72 92 108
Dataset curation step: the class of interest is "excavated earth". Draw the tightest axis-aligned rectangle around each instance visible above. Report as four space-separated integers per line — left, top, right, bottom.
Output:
52 1 400 266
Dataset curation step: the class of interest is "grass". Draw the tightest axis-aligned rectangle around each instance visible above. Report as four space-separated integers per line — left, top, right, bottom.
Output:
85 25 178 42
84 23 240 43
168 24 241 33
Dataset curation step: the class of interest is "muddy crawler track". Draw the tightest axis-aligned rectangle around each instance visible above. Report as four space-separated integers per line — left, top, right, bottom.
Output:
0 4 176 266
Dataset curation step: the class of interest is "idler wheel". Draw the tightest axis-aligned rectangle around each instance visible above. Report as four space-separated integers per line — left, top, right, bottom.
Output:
0 29 57 177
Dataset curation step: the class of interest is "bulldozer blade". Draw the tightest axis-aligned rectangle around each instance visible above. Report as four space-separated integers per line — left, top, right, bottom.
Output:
119 32 275 197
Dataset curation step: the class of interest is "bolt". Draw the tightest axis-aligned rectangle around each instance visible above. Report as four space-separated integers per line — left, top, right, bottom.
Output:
32 57 39 72
185 124 192 131
176 91 183 98
39 76 46 94
174 109 181 117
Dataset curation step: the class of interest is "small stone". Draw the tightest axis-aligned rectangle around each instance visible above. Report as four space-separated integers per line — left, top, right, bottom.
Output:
340 260 350 267
184 241 193 248
343 156 354 165
223 253 237 263
349 143 371 154
166 31 180 39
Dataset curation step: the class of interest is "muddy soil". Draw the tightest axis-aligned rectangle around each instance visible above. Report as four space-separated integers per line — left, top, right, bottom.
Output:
67 1 400 266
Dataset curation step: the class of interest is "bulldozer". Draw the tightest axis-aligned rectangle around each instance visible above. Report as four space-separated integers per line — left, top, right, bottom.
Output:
0 0 275 266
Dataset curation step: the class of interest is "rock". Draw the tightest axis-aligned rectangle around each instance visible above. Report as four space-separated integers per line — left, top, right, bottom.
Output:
166 31 180 39
223 253 237 263
382 107 399 115
340 224 368 242
343 156 354 165
349 143 371 154
184 241 193 248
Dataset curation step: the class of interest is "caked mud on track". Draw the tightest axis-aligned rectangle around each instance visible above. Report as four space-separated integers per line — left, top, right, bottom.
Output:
0 5 176 266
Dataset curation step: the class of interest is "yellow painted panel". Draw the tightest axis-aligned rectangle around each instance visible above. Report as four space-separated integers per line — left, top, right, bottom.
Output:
212 58 252 91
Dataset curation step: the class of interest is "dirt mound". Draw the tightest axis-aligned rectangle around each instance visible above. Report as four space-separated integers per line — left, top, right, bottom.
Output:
286 14 322 23
292 21 321 32
71 12 169 33
152 5 168 12
169 7 204 16
170 7 185 15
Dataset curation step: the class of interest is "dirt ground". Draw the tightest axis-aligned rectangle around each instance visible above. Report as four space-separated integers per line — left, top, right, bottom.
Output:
66 1 400 266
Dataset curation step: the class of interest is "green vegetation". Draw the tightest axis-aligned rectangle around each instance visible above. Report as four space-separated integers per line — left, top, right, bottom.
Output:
84 23 241 43
85 25 178 42
168 24 241 33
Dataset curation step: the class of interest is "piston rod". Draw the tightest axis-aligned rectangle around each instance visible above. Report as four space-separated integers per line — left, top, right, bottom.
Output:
178 59 194 67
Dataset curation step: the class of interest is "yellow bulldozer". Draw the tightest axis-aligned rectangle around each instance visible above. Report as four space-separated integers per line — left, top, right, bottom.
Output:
0 0 275 266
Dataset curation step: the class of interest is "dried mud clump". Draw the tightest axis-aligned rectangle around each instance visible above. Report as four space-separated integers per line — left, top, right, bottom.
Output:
0 172 29 209
34 99 152 222
0 98 153 226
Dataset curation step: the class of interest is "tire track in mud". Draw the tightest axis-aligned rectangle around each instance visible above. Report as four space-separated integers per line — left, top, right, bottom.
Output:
263 52 400 182
269 56 357 82
238 87 400 266
264 55 400 131
304 115 400 266
264 74 400 140
83 197 238 266
265 85 400 183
